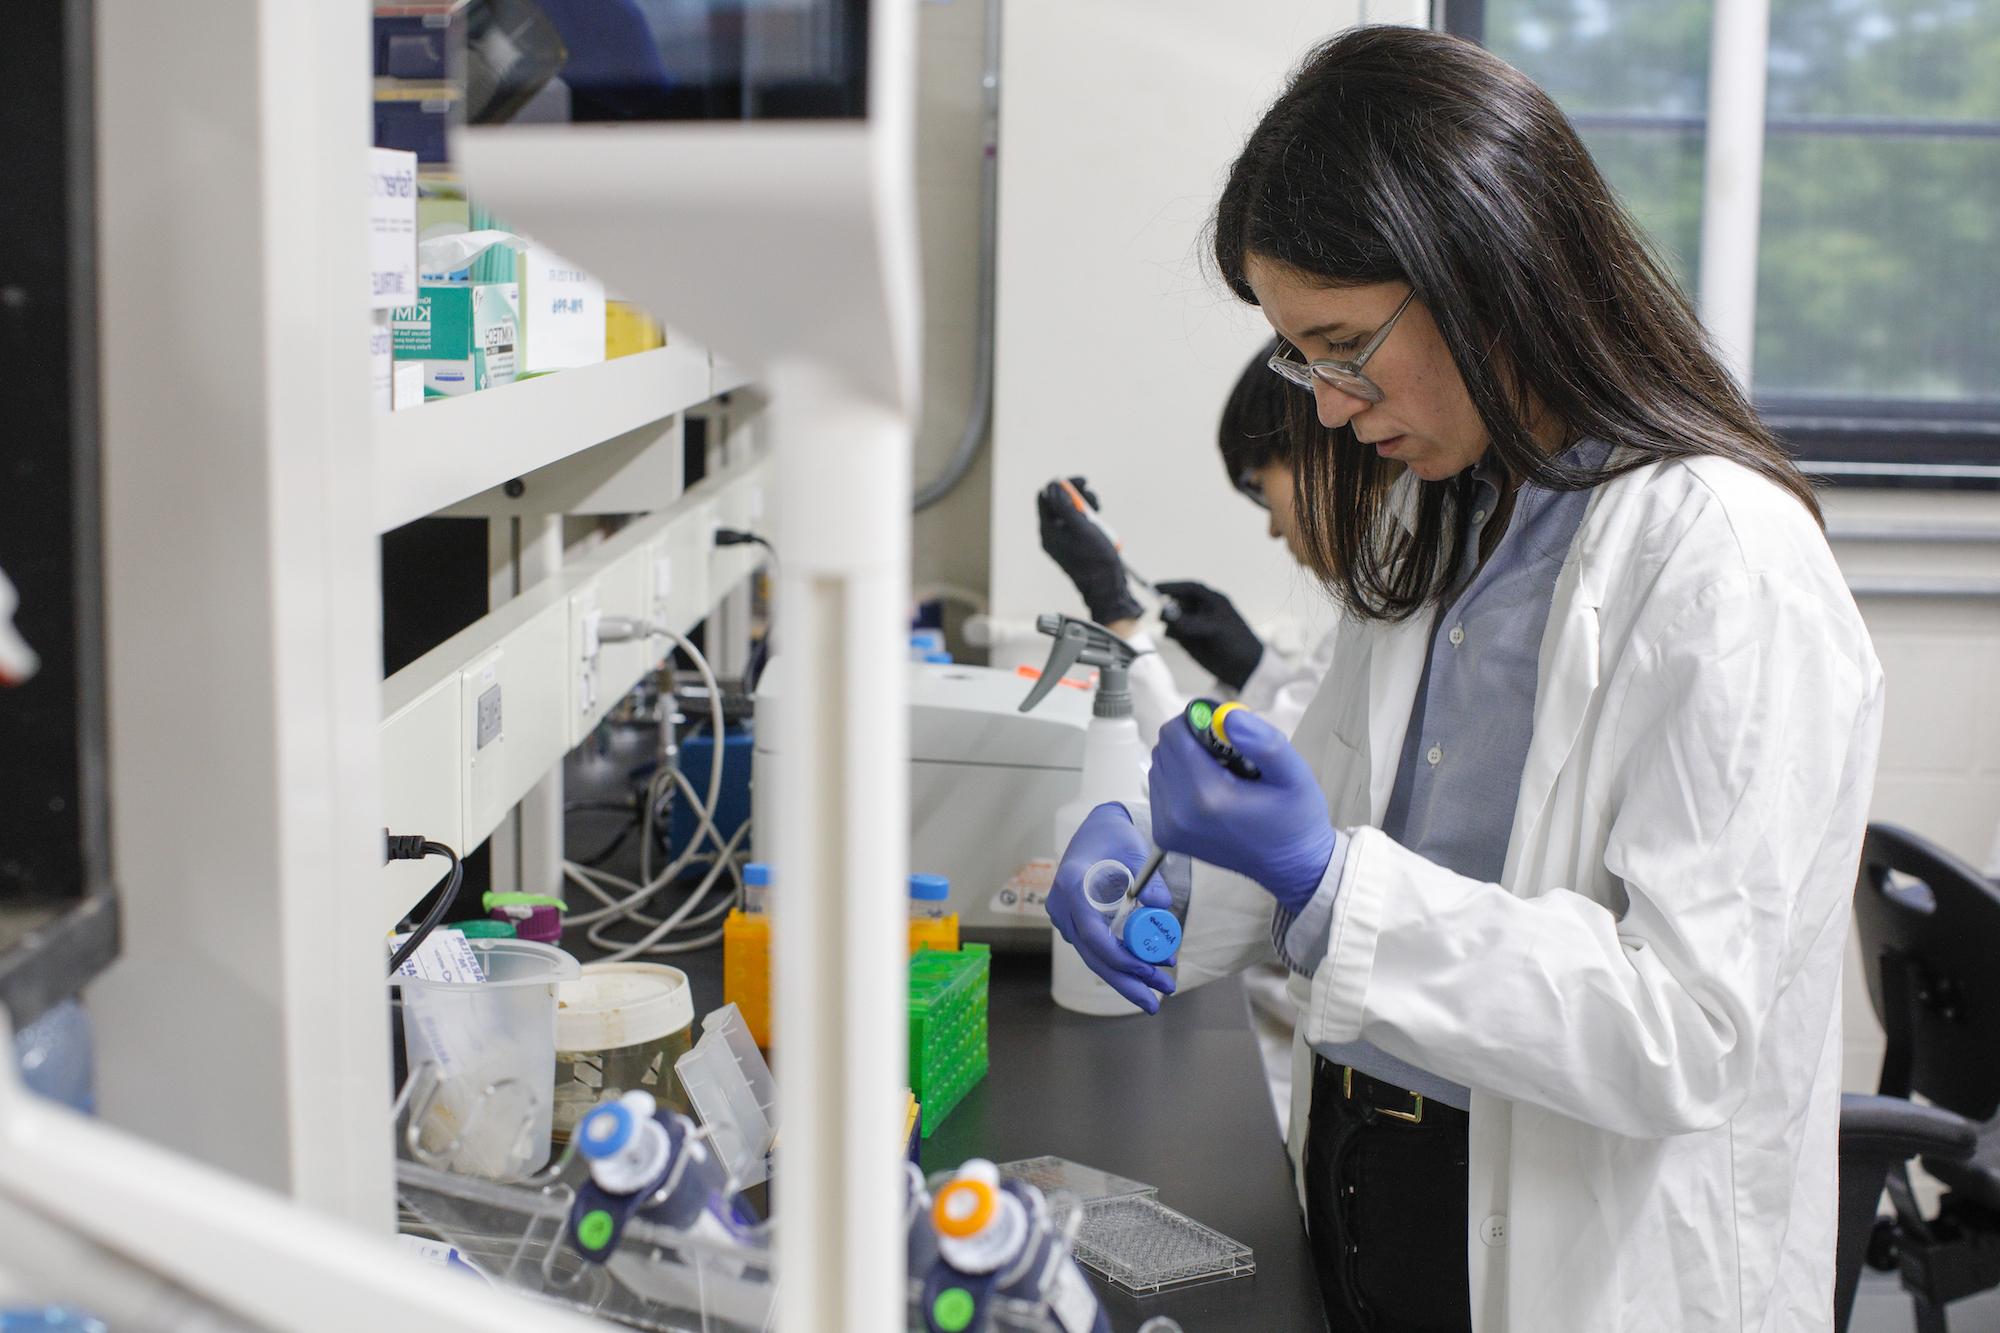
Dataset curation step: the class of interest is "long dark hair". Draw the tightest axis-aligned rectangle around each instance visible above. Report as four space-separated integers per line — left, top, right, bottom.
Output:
1211 26 1820 621
1217 337 1289 490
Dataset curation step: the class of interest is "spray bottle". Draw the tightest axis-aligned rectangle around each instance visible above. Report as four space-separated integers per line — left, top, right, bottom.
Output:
1019 615 1161 1014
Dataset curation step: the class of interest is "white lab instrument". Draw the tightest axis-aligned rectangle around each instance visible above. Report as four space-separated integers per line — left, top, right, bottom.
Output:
753 660 1091 943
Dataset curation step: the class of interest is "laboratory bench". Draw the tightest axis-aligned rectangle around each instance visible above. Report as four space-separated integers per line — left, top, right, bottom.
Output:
920 952 1328 1333
560 733 1327 1330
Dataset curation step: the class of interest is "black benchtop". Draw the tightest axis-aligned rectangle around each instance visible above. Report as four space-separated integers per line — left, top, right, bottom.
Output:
921 951 1327 1333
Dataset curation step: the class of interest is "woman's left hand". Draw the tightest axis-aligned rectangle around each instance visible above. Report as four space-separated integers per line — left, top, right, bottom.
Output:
1148 708 1337 914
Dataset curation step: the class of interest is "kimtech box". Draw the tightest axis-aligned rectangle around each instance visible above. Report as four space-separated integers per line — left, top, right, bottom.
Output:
391 282 519 398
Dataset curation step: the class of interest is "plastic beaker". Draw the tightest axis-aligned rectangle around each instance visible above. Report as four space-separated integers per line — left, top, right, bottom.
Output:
393 937 580 1182
554 962 697 1142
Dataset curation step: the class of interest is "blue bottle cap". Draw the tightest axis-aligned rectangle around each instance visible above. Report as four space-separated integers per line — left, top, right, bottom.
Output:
743 862 772 888
577 1101 636 1160
1121 908 1182 964
909 873 950 902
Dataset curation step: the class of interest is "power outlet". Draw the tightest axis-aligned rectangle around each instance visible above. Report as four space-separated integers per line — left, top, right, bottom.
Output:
461 649 506 842
570 585 603 721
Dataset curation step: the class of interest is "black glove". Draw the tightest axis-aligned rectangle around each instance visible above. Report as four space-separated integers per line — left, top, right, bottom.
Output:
1038 477 1142 626
1155 580 1264 691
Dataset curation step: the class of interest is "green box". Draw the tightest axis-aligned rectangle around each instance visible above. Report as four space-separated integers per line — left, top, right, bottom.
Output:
391 281 519 398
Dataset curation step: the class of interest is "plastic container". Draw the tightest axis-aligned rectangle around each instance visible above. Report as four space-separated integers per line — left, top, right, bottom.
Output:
1070 1194 1255 1295
741 862 771 916
450 919 518 939
1051 717 1152 1015
674 1003 778 1189
12 999 95 1115
723 865 773 1046
485 892 564 944
393 937 580 1182
1080 859 1132 916
554 963 697 1143
908 945 990 1136
908 872 960 954
909 873 951 920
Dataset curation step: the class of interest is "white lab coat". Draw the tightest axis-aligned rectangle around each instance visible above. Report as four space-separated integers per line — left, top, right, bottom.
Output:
1174 456 1884 1332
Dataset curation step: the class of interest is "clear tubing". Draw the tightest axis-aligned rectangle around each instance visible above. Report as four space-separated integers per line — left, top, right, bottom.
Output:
1082 859 1134 916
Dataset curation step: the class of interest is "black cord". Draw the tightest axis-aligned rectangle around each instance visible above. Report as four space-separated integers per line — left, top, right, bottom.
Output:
385 838 464 977
714 528 775 559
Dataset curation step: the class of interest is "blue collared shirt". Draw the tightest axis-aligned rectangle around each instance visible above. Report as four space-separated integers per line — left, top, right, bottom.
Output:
1273 441 1607 1111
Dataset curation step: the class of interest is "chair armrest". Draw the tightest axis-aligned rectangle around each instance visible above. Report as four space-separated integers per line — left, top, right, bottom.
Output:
1841 1092 1977 1163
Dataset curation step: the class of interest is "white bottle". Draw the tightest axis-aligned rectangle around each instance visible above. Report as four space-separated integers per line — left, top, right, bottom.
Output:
1050 715 1152 1014
1020 614 1157 1015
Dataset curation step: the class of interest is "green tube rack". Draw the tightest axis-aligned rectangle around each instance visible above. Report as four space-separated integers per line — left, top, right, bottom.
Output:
908 943 990 1137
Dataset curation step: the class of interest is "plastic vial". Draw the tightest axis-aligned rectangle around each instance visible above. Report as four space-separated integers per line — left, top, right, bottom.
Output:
909 873 951 920
1081 859 1134 917
743 862 772 914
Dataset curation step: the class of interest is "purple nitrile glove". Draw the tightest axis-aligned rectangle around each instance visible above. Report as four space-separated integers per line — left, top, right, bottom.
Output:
1046 802 1177 1014
1148 707 1335 915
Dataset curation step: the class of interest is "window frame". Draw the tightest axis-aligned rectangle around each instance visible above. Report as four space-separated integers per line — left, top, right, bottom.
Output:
1435 0 2000 487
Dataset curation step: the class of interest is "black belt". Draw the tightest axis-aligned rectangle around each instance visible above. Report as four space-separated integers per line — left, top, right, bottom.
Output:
1320 1058 1468 1128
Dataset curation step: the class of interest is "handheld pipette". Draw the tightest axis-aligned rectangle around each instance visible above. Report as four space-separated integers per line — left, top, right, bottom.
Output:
1053 477 1154 592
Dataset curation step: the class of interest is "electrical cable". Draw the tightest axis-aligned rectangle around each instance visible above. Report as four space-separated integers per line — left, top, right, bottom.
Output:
562 617 740 952
584 819 752 962
384 837 464 976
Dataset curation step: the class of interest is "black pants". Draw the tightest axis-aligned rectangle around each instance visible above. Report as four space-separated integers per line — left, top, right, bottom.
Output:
1303 1057 1474 1333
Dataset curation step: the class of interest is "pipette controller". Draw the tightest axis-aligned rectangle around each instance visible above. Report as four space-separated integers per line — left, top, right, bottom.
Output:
1126 697 1267 909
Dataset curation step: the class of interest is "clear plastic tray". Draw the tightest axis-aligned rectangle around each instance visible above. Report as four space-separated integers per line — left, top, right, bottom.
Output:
397 1158 775 1333
997 1156 1157 1208
1071 1194 1256 1295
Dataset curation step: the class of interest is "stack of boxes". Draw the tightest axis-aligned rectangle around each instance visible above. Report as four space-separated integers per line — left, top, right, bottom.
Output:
371 0 613 402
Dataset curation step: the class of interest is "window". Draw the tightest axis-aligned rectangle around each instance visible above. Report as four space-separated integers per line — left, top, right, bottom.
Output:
1441 0 2000 482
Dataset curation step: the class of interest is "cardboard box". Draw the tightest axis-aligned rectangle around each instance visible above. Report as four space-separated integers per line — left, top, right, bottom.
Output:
368 148 419 310
370 314 395 414
391 282 520 398
606 300 666 360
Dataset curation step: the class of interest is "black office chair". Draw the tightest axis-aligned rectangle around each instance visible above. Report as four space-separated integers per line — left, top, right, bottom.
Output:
1847 823 2000 1331
1838 1093 1977 1331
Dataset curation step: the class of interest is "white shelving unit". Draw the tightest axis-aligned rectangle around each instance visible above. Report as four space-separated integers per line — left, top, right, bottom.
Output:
46 0 917 1326
374 343 715 533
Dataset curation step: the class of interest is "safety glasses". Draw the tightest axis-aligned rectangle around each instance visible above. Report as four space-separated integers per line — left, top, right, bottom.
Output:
1266 288 1417 405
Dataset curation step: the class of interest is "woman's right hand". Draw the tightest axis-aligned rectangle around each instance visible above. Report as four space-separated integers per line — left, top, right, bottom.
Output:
1046 802 1177 1013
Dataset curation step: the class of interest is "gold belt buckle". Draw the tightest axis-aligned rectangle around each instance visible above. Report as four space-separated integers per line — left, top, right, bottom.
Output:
1342 1065 1425 1124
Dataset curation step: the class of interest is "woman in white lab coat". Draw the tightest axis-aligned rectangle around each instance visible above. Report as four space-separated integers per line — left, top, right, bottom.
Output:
1044 26 1882 1333
1035 341 1338 745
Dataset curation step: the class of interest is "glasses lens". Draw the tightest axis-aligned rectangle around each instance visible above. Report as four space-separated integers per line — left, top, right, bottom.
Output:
1310 364 1385 404
1235 470 1269 510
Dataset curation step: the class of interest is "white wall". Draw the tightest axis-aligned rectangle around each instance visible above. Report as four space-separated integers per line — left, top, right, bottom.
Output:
984 1 1366 670
1824 485 2000 1090
910 0 995 638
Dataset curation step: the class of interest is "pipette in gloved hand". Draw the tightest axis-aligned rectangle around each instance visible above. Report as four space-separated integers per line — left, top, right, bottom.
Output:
1129 697 1266 892
1053 477 1153 591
